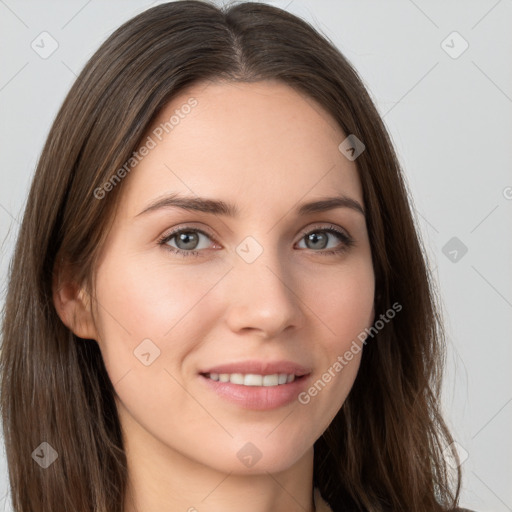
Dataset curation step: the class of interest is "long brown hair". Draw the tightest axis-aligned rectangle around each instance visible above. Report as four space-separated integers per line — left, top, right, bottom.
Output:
0 1 462 511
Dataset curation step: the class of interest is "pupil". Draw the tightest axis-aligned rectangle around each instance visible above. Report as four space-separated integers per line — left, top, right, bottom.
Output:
308 232 327 249
178 232 198 250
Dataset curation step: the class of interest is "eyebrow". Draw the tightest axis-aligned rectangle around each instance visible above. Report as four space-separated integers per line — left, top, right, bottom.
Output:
135 193 365 218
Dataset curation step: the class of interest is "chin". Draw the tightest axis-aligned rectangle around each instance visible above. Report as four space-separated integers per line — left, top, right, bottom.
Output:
201 435 314 475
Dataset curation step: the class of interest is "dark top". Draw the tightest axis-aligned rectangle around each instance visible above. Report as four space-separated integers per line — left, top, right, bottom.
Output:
313 488 476 511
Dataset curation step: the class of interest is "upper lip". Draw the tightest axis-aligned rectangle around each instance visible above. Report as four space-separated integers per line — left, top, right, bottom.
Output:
199 360 312 377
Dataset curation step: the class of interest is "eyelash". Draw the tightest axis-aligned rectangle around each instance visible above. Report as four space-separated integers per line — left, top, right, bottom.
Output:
157 224 354 258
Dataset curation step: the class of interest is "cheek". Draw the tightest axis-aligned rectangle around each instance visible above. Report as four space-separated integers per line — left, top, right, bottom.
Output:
312 258 375 349
90 254 232 448
91 252 229 382
296 259 374 425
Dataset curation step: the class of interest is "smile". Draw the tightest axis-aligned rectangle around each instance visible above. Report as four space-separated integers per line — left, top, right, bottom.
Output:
199 372 310 410
204 372 296 386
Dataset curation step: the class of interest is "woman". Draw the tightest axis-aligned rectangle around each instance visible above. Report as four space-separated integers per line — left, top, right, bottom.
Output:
0 1 474 511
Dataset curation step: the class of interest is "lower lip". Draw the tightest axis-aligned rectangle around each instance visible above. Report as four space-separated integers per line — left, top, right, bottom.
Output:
199 374 310 410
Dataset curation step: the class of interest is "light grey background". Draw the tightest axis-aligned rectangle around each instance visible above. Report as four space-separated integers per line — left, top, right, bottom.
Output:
0 1 511 511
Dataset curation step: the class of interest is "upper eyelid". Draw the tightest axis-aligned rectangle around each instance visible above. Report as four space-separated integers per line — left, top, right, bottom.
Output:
161 225 217 243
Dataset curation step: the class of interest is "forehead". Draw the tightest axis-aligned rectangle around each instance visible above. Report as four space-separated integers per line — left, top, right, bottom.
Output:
118 79 363 219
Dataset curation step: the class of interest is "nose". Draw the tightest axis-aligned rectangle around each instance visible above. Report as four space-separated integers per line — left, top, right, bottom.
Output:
223 243 305 339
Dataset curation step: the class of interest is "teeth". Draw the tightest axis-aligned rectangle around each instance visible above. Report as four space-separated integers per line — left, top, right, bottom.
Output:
206 372 296 386
230 373 244 385
278 374 288 384
244 374 262 386
262 374 278 386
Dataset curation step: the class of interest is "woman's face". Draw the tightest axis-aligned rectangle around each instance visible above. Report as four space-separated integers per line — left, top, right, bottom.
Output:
90 80 375 474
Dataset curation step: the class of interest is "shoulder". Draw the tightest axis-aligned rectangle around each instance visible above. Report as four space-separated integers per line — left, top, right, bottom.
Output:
313 489 477 512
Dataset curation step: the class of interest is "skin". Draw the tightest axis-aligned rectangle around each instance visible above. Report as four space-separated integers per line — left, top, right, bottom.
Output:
54 79 375 512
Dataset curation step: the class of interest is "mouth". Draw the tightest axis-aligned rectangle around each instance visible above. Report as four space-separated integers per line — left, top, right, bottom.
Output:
198 361 311 410
200 372 306 387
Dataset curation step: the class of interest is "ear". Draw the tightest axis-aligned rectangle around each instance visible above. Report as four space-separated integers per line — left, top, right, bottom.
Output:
52 259 99 341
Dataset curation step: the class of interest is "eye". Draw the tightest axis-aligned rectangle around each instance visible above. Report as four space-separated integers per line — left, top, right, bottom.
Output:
296 224 354 256
157 223 354 258
157 227 217 258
